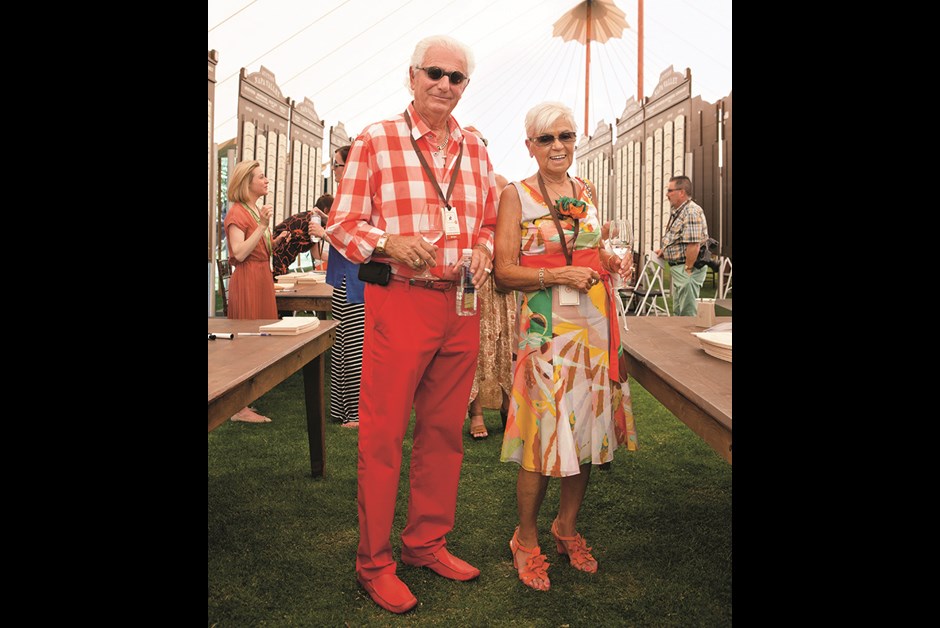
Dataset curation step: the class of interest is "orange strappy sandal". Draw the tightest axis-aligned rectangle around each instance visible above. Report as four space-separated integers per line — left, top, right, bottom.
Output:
551 519 598 573
509 527 550 591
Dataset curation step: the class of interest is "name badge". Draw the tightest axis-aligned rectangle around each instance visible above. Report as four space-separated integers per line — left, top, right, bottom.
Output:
443 205 460 238
558 285 580 306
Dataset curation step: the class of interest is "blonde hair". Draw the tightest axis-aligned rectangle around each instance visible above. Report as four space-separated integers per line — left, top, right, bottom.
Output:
524 102 577 138
405 35 475 95
227 160 262 204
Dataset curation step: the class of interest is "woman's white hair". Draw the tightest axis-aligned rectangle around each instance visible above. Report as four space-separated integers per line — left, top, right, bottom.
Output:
404 35 475 95
524 102 577 138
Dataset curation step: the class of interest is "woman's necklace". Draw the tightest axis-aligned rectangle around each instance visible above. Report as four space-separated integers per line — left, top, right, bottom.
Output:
541 175 571 203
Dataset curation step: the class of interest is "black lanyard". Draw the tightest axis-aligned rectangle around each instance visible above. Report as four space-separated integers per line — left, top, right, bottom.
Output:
537 173 579 266
664 199 690 235
403 109 463 210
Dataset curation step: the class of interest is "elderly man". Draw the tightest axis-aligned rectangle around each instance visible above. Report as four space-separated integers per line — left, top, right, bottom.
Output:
656 175 710 316
325 35 497 614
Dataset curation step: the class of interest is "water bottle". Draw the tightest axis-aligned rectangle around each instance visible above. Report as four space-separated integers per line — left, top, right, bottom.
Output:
456 248 477 316
309 213 322 242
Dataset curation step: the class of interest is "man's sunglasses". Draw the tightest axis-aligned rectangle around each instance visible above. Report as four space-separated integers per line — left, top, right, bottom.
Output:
416 66 468 85
528 132 578 147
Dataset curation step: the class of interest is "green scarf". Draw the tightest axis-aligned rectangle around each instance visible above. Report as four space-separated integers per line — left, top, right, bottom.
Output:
242 202 272 256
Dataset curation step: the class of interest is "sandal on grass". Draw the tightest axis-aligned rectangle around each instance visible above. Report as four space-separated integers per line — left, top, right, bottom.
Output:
509 527 550 590
469 414 488 439
230 407 272 423
551 519 598 573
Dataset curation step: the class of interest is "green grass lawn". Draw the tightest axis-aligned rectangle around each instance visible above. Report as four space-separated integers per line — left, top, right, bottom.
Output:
208 369 732 626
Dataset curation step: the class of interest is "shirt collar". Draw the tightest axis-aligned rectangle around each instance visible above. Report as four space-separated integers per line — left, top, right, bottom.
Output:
670 199 690 216
406 101 456 145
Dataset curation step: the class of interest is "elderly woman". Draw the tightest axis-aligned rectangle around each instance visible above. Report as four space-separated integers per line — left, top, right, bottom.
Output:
493 102 637 591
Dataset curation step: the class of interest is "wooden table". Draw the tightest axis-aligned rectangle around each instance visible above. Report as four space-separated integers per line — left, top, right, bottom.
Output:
208 317 338 476
275 282 333 313
621 316 732 463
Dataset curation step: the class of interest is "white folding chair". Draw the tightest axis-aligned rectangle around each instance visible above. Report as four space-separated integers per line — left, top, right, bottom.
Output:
718 256 733 299
625 252 671 316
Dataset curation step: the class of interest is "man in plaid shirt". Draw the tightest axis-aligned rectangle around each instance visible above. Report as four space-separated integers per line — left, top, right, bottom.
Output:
326 34 497 614
656 175 710 316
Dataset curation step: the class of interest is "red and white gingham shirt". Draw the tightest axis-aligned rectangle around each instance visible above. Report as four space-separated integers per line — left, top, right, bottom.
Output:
325 102 498 279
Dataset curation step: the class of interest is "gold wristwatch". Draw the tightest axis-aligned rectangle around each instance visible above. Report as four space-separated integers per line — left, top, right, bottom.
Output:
375 233 389 254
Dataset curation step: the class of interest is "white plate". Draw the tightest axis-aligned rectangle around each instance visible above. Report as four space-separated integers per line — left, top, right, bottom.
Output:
692 331 732 362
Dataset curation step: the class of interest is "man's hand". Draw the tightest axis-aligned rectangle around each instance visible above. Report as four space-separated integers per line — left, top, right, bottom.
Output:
384 235 438 272
468 246 492 289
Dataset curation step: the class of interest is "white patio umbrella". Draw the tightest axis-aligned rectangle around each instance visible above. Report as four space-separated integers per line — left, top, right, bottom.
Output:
552 0 631 133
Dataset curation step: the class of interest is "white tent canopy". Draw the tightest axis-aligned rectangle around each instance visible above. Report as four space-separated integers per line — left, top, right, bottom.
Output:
208 0 732 180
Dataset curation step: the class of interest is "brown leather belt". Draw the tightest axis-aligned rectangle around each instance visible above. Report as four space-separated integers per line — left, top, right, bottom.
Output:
390 274 456 292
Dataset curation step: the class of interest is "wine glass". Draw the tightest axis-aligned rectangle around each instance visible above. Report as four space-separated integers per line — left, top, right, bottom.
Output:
606 220 632 288
417 204 443 278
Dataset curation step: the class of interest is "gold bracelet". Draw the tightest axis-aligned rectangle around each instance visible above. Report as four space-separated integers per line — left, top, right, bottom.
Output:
474 243 492 258
605 255 616 272
538 267 545 290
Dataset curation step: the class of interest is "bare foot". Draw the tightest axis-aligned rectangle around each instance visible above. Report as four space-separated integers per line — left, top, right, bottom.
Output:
341 421 359 429
230 407 272 423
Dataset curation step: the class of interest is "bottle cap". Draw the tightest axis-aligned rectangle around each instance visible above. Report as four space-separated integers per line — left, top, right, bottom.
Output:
462 248 472 255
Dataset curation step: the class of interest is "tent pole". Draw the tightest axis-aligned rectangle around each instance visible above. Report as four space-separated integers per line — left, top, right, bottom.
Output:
638 0 644 101
585 0 592 133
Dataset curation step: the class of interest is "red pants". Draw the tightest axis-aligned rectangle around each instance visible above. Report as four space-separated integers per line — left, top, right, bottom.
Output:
356 280 480 580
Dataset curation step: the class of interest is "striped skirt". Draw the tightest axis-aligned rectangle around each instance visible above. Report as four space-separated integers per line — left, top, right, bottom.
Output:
329 277 365 424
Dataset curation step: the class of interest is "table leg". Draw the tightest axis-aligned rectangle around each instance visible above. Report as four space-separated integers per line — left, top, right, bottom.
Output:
303 355 326 477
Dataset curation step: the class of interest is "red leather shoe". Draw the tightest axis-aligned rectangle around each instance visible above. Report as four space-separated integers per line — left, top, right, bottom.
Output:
356 573 417 614
401 547 480 581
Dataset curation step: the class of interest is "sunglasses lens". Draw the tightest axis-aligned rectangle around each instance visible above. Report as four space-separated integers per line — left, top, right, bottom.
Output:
422 66 466 84
533 133 577 146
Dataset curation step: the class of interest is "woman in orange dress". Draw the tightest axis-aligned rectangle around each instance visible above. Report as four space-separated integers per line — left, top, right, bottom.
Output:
223 159 287 422
494 102 637 591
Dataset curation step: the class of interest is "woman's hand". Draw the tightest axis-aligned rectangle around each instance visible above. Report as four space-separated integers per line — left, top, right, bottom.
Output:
551 266 599 293
257 204 274 227
606 254 634 283
274 230 289 244
309 221 327 239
